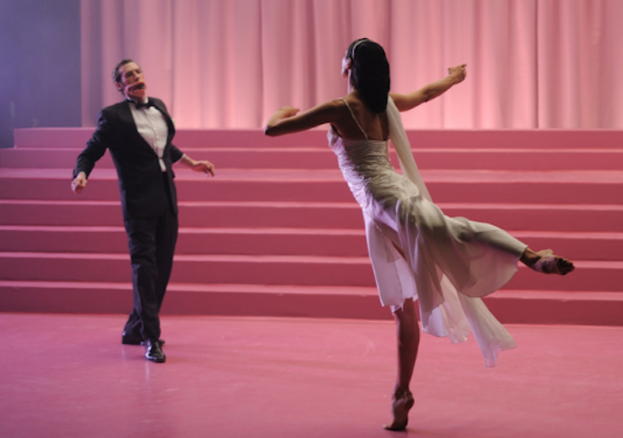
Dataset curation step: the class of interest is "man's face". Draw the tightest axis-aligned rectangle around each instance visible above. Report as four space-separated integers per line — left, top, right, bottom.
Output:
115 62 146 101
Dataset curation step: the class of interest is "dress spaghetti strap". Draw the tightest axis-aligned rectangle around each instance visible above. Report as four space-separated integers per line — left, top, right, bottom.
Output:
340 98 368 140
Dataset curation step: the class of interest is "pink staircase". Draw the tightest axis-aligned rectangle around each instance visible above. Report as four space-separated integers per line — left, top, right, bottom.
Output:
1 128 622 325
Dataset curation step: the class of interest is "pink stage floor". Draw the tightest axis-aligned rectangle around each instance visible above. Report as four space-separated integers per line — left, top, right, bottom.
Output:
1 313 621 438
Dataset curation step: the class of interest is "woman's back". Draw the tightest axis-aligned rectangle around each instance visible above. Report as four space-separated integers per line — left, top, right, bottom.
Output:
332 93 389 142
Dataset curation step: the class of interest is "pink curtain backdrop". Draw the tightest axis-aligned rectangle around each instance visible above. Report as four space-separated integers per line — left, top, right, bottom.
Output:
81 0 623 129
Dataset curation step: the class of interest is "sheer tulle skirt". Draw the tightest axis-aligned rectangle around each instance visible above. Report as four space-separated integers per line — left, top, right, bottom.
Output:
329 97 527 367
386 191 525 367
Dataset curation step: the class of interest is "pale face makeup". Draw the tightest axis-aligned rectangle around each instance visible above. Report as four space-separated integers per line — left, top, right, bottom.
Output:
116 62 147 102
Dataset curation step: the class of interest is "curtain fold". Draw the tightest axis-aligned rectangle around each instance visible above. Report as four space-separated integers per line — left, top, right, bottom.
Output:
81 0 623 129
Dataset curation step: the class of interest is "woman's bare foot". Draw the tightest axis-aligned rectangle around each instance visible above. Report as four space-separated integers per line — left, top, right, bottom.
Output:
383 388 414 431
521 248 575 275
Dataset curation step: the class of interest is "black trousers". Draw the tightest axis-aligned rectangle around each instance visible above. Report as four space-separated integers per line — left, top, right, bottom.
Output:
122 176 178 341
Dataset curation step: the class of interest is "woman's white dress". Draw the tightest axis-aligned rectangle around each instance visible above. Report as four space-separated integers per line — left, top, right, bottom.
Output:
328 97 527 367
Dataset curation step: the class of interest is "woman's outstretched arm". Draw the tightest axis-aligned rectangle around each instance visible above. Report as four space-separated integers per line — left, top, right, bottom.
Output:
390 64 467 112
264 99 343 137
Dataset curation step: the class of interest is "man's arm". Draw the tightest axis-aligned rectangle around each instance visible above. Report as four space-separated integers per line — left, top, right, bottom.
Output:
72 111 111 194
390 64 467 112
177 154 216 176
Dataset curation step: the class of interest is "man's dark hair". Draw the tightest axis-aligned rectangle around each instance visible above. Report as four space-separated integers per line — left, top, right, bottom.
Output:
112 58 135 83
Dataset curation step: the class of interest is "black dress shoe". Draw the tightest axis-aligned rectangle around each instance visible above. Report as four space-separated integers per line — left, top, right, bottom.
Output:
145 339 166 363
141 339 165 347
122 332 165 346
121 332 143 345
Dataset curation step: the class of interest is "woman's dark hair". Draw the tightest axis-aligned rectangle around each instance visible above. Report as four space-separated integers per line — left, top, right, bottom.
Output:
346 38 390 113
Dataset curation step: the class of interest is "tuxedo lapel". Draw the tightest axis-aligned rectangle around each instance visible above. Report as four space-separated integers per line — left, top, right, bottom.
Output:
116 100 158 154
117 100 138 134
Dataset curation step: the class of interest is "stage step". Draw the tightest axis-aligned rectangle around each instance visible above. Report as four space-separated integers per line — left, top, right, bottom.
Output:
2 128 622 325
0 225 367 256
2 200 623 232
13 127 623 150
0 225 621 261
3 147 623 170
0 251 619 292
2 168 622 204
1 280 621 326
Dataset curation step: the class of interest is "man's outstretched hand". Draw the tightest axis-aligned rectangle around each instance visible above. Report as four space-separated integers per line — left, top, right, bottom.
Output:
71 172 88 193
190 160 215 176
180 155 215 176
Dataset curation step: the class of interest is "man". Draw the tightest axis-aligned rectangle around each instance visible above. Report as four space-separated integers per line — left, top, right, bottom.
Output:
72 59 214 363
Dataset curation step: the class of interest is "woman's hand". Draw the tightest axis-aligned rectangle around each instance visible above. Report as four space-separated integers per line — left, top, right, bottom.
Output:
447 64 467 84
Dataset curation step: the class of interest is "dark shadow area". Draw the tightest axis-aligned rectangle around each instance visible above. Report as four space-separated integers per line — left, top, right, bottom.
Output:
0 0 81 148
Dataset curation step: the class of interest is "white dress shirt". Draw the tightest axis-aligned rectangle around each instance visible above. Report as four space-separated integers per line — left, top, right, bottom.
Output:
129 98 168 172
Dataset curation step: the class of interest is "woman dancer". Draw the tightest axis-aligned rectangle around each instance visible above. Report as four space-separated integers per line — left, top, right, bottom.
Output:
265 38 574 431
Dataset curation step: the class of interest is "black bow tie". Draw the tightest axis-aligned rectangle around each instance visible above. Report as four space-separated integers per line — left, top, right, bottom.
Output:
134 100 155 109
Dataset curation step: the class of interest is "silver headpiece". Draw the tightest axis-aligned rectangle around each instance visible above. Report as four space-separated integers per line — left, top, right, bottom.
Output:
351 39 368 59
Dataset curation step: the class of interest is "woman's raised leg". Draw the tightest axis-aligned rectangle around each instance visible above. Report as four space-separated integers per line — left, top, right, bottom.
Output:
520 247 575 275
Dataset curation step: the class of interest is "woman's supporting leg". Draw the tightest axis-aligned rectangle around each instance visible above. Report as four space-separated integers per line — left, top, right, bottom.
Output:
384 298 419 431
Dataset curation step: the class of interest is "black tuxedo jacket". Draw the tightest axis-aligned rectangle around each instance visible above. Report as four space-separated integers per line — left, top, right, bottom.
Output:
74 98 184 220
